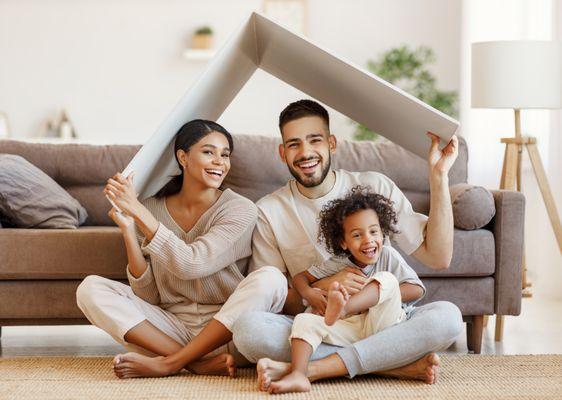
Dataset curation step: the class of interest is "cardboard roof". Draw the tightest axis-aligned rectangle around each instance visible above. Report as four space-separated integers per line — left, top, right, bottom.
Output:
124 12 460 200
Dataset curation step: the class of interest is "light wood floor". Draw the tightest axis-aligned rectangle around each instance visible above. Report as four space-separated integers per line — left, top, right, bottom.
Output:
1 167 560 357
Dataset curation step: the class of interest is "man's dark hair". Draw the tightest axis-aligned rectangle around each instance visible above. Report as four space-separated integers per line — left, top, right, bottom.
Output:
278 99 330 134
318 186 399 257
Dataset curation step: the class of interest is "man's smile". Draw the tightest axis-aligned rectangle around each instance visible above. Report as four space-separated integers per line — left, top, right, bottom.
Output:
295 158 320 174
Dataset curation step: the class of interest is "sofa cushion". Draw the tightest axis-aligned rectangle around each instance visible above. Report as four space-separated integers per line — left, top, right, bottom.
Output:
450 183 495 230
0 227 127 279
397 228 495 277
0 280 126 320
419 277 495 315
0 140 140 187
1 226 494 280
66 185 114 226
403 190 430 215
0 135 469 222
332 136 469 192
0 154 88 228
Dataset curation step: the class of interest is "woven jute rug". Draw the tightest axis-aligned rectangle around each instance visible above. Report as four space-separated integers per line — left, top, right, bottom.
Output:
1 355 561 399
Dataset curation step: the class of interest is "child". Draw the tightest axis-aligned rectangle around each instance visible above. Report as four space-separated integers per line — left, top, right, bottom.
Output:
258 185 426 394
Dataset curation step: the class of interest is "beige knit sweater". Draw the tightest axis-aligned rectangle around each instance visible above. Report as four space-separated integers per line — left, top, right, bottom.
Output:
126 189 258 309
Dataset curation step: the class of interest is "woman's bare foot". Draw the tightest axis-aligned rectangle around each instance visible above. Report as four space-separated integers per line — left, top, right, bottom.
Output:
268 371 311 394
324 282 350 326
256 358 291 391
112 352 176 379
188 353 236 377
379 353 440 384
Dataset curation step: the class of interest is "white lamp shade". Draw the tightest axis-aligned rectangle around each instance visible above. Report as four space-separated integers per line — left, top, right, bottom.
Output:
472 41 562 109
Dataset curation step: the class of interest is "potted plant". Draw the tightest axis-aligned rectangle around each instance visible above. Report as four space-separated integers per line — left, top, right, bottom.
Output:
191 26 213 49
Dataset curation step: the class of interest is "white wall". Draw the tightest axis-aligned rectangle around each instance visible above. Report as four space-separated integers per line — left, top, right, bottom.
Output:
0 0 462 143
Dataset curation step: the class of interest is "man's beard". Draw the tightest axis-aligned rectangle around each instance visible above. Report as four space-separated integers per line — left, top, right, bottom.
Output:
287 153 331 188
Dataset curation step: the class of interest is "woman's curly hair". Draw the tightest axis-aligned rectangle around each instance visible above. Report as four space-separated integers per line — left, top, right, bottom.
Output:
318 185 399 257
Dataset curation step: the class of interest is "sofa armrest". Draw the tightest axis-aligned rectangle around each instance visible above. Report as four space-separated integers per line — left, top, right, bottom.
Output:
489 190 525 316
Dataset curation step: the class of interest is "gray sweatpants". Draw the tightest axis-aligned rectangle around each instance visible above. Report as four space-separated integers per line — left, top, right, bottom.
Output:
232 300 463 378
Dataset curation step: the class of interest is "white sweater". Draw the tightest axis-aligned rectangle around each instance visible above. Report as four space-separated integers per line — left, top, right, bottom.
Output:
127 189 258 309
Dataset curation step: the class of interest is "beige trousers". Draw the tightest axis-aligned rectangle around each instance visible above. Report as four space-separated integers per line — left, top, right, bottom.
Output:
76 266 288 365
290 271 406 352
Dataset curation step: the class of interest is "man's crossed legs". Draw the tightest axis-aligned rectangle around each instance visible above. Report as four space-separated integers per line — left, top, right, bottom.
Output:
232 299 462 386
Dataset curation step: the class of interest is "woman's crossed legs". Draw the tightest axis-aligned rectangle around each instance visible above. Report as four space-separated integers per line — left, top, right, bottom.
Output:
76 267 287 378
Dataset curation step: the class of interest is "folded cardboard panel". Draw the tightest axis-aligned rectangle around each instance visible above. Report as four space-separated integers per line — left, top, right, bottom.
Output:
124 12 459 200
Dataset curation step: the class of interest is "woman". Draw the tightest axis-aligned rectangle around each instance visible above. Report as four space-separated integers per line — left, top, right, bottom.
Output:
76 120 287 379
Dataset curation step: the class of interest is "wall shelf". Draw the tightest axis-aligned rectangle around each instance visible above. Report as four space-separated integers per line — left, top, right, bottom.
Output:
182 49 216 61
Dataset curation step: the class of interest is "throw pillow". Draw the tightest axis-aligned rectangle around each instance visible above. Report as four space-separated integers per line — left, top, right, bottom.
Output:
450 183 495 230
0 154 88 228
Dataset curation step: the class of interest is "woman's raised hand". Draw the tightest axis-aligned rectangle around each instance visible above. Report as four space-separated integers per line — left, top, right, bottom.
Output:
104 172 140 218
108 207 135 232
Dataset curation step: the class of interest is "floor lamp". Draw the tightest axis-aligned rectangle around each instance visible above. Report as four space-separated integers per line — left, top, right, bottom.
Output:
472 41 562 342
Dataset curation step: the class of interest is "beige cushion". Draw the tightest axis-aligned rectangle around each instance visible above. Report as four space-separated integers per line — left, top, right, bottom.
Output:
0 154 87 228
450 183 495 230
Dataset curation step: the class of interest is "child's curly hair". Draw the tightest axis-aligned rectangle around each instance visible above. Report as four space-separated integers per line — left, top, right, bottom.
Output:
318 185 399 257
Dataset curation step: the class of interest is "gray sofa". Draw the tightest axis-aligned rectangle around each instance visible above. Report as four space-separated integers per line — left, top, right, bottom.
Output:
0 135 524 354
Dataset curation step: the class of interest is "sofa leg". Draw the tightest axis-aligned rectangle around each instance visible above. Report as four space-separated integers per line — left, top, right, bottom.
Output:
495 315 504 341
466 315 483 354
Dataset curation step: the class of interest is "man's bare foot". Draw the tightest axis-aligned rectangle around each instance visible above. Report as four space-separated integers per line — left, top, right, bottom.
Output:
188 353 236 377
256 358 291 392
379 353 440 384
268 371 311 394
112 352 176 379
324 282 350 326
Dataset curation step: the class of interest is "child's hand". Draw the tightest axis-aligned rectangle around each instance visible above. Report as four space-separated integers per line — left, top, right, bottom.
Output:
305 288 327 316
324 267 368 295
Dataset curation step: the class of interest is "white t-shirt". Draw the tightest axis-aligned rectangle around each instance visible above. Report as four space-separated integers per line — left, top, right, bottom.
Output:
249 169 427 278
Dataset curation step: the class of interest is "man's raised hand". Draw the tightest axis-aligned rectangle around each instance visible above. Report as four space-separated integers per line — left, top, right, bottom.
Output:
427 132 459 176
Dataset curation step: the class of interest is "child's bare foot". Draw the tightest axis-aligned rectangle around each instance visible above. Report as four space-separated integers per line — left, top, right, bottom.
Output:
324 282 350 326
379 353 440 384
112 352 175 379
188 353 236 377
256 358 291 391
268 370 311 394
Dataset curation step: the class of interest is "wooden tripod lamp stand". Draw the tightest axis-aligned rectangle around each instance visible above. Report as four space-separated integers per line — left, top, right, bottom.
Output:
472 40 562 341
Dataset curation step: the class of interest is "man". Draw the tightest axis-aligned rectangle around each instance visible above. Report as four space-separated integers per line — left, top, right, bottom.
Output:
232 99 463 386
